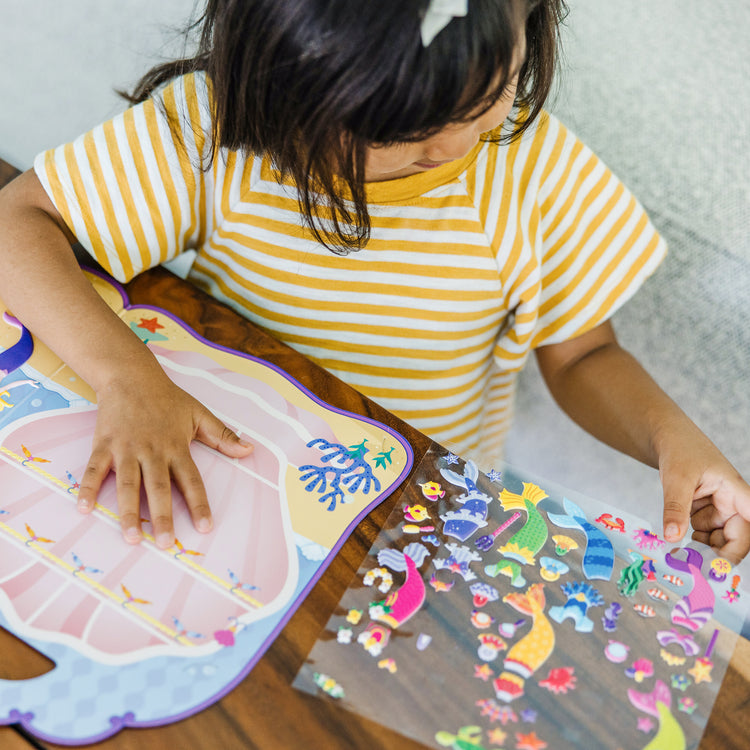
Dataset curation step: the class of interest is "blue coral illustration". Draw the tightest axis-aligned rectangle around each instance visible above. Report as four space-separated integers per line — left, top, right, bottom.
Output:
298 438 383 510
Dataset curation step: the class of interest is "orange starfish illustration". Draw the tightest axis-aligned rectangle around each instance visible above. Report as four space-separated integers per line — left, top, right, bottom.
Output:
137 317 164 334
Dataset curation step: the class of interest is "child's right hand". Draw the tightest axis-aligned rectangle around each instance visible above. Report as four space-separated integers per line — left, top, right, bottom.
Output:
76 366 253 548
0 170 255 549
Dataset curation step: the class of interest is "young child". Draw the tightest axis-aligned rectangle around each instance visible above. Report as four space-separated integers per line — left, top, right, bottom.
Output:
1 0 749 560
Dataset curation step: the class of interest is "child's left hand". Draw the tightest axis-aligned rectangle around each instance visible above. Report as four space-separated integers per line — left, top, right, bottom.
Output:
658 431 750 564
536 322 750 564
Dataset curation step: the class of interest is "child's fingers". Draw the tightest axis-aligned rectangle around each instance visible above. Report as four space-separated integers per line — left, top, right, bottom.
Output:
77 447 112 515
714 515 750 565
690 528 711 547
140 459 177 549
194 409 253 459
690 501 723 534
660 469 694 543
171 453 213 534
114 457 145 545
690 505 750 564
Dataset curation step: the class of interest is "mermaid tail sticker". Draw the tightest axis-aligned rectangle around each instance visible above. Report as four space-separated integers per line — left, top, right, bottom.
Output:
439 460 492 541
369 543 430 629
547 497 614 581
493 583 555 702
628 680 686 750
496 483 549 565
665 548 715 632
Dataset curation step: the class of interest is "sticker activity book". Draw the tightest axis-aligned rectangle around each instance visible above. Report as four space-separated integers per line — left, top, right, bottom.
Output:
0 270 413 745
294 448 748 750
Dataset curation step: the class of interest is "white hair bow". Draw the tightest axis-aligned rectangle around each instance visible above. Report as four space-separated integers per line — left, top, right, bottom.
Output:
420 0 469 46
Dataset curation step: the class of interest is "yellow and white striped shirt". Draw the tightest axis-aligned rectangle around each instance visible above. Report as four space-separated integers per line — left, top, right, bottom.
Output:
35 72 666 469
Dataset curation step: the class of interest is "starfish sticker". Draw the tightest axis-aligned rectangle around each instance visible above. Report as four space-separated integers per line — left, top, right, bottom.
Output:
688 657 713 684
487 469 502 483
496 706 518 726
473 663 494 681
487 728 507 746
515 730 548 750
429 574 454 593
637 716 654 733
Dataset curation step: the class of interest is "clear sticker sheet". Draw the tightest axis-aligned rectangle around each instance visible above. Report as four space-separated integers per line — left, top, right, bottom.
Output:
294 447 748 750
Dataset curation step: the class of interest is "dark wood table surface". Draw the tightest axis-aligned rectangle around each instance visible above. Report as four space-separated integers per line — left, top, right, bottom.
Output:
1 157 749 749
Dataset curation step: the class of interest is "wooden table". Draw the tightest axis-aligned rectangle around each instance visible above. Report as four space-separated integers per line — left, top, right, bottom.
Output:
1 158 749 749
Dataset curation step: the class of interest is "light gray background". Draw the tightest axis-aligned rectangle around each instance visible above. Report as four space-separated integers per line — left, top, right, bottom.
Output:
1 1 748 533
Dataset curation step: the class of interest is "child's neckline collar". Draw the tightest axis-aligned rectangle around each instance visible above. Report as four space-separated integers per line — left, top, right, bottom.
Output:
260 138 485 205
363 139 485 203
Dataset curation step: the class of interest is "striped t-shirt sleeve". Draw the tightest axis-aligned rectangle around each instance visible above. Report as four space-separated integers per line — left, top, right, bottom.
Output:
484 113 667 368
531 116 667 346
33 73 215 282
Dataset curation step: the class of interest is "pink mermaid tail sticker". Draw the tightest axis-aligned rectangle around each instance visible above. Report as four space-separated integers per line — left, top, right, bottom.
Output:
628 680 686 750
369 542 430 629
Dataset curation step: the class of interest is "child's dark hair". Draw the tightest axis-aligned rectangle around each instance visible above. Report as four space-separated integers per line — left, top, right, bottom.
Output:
125 0 567 253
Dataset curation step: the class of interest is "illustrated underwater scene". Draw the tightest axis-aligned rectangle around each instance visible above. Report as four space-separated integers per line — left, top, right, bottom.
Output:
295 448 748 750
0 272 413 744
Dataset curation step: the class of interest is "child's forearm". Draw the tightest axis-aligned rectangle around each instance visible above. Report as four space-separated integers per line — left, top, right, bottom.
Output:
534 321 705 469
0 169 162 390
